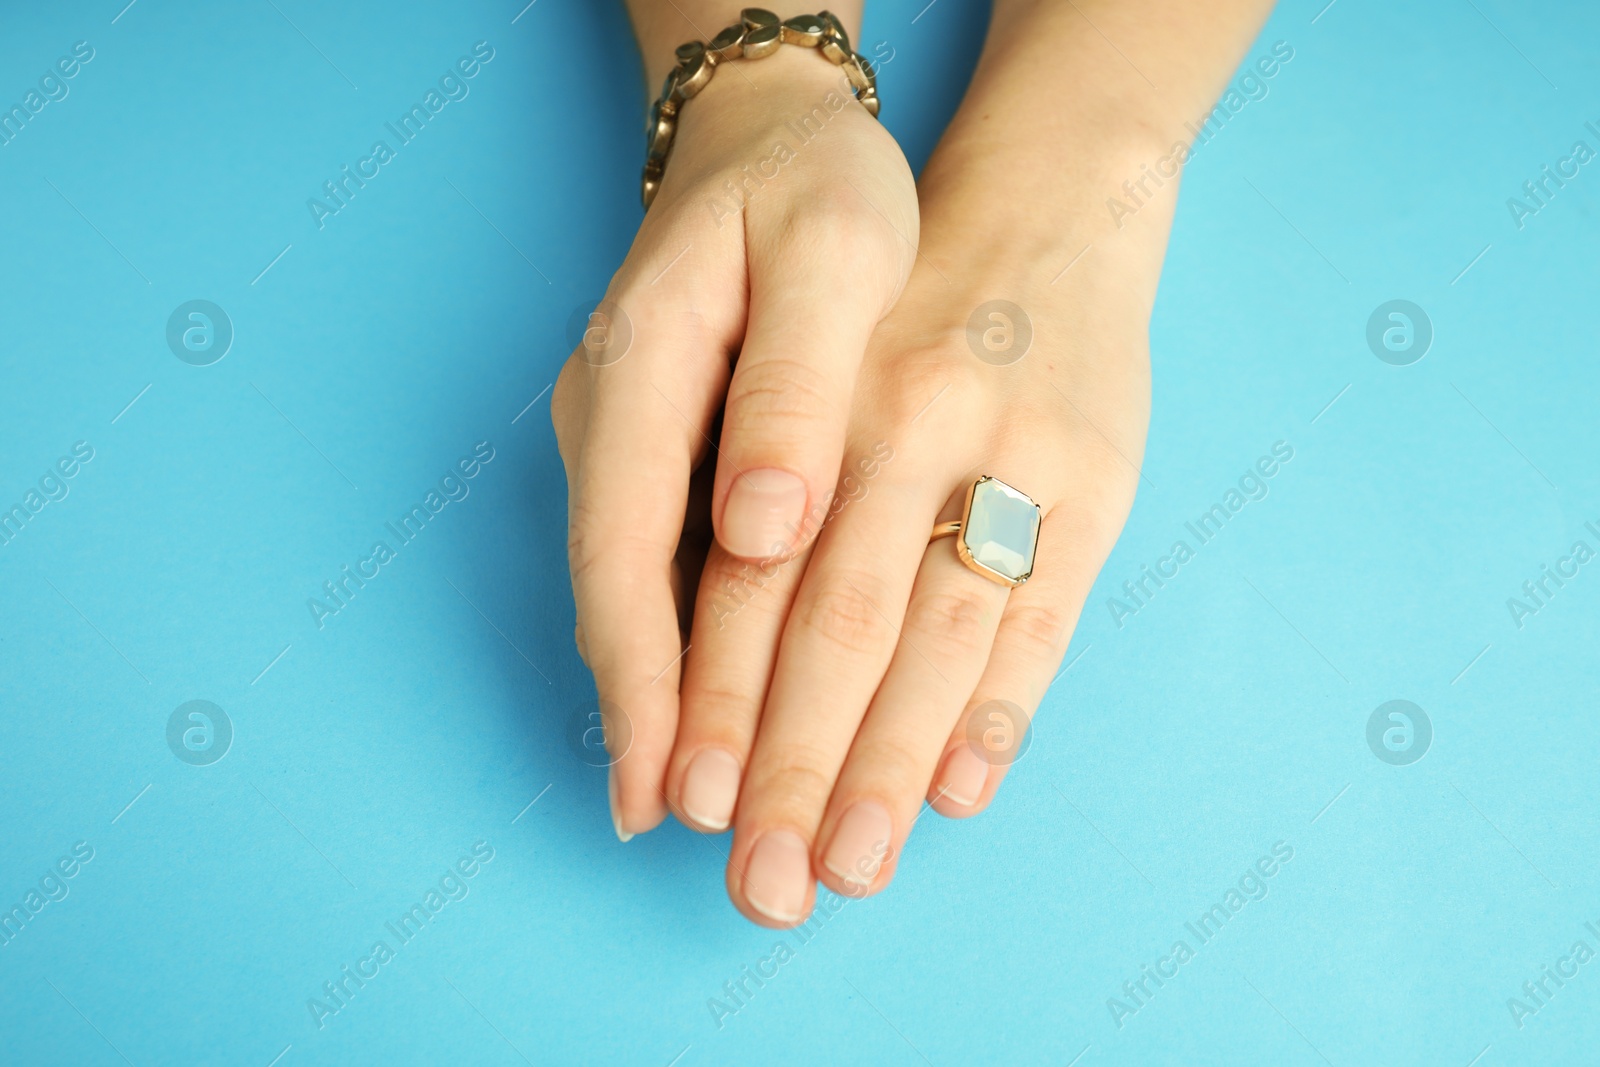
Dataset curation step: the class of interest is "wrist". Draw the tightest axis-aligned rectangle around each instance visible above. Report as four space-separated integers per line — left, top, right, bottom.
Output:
676 39 861 143
915 130 1176 313
908 0 1273 307
640 14 886 208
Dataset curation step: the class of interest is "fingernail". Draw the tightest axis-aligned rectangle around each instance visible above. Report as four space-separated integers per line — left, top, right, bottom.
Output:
937 746 990 808
681 748 742 831
608 766 633 843
722 469 807 559
823 801 893 886
744 830 811 924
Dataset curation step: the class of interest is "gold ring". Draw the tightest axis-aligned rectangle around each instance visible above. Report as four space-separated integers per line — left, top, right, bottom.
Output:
930 476 1041 588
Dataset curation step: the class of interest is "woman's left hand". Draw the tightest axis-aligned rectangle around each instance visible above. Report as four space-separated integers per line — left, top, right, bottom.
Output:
665 175 1160 925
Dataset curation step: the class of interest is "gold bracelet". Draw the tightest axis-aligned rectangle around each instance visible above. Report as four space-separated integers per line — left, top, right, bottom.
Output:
642 8 881 209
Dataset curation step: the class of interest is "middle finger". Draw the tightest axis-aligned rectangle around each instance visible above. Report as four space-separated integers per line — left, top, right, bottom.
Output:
724 451 944 926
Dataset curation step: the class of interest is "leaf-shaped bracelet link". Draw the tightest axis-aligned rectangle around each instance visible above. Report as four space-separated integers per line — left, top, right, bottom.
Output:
641 8 881 208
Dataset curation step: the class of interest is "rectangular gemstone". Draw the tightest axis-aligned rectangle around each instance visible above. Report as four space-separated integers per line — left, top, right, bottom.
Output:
962 477 1040 583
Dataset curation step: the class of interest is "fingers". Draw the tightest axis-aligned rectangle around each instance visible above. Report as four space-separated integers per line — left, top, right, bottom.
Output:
812 525 1010 897
927 508 1112 819
724 463 942 926
567 408 687 839
668 439 899 837
711 200 908 562
667 537 809 833
561 307 729 841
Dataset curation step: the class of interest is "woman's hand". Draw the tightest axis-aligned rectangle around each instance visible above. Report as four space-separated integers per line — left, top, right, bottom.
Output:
669 172 1156 924
552 26 918 839
655 0 1276 925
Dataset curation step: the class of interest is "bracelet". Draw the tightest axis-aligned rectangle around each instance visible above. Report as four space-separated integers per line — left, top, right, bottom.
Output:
641 8 881 208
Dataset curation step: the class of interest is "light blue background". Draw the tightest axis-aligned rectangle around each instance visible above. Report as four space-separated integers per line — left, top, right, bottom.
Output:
2 0 1596 1064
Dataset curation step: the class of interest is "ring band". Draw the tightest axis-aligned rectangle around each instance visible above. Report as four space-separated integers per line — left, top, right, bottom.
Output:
930 476 1042 588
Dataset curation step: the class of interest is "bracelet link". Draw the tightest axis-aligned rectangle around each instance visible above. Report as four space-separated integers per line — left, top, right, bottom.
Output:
646 102 675 160
640 8 884 209
678 50 715 98
841 53 873 94
658 67 684 115
708 24 746 62
780 15 826 46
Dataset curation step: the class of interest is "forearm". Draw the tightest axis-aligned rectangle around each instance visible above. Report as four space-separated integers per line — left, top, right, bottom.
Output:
623 1 865 88
921 0 1278 284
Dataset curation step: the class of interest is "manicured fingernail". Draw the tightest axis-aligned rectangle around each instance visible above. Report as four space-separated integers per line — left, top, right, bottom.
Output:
721 469 807 559
744 830 810 924
937 746 990 808
608 766 633 843
681 748 741 831
823 801 893 886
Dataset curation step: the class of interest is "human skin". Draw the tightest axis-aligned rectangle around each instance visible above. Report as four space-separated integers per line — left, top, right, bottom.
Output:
553 0 1278 925
553 0 912 841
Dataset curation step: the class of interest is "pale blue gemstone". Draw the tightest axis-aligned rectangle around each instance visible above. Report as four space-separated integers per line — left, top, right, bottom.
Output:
962 477 1040 582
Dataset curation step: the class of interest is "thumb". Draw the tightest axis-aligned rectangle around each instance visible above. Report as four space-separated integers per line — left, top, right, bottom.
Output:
713 203 908 561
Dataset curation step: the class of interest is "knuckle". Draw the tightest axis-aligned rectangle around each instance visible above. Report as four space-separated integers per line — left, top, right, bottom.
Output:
725 356 840 436
551 358 587 452
757 194 907 296
1040 397 1146 495
700 558 794 627
844 743 925 801
631 301 715 359
985 394 1063 450
566 497 663 591
679 681 758 740
1004 600 1076 659
1067 423 1140 488
565 523 608 592
872 348 982 438
753 759 840 814
794 573 896 652
906 588 996 656
772 195 880 260
552 355 580 408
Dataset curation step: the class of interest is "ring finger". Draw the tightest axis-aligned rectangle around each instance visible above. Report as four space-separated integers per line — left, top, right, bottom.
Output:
813 468 1054 896
928 502 1122 817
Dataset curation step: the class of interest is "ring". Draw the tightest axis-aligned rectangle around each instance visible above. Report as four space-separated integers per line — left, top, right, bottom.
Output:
930 475 1042 588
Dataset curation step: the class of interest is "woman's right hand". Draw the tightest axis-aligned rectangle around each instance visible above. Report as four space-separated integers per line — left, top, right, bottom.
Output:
552 39 918 839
